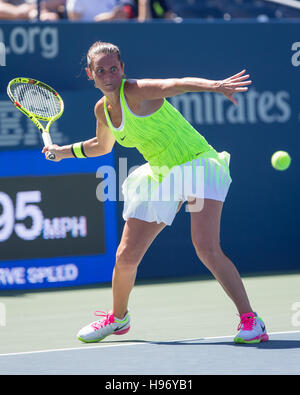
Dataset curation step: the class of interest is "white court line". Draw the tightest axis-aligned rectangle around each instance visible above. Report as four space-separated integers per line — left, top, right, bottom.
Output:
0 329 300 358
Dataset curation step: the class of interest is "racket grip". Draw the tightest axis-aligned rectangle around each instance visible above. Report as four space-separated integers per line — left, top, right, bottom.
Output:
42 132 56 160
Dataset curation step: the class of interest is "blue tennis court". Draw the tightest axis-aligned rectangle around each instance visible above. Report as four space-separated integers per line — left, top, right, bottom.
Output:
1 331 300 375
1 273 300 375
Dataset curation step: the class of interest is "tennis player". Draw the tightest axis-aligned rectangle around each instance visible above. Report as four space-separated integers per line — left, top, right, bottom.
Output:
43 41 269 344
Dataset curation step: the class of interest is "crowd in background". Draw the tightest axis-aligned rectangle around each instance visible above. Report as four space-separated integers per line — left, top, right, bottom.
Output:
0 0 300 21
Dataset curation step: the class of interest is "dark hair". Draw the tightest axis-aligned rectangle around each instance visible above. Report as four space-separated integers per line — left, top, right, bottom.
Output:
87 41 123 71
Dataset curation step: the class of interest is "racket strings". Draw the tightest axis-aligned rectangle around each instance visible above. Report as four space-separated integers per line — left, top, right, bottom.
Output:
11 83 61 118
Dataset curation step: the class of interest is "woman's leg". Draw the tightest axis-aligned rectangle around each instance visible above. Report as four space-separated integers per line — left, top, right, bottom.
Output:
77 216 172 343
189 198 252 316
112 218 166 319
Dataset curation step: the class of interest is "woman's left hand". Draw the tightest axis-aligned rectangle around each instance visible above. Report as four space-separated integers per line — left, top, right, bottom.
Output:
216 69 252 105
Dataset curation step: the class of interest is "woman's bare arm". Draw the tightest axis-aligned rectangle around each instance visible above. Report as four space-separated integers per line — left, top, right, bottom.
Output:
42 100 116 161
127 70 252 105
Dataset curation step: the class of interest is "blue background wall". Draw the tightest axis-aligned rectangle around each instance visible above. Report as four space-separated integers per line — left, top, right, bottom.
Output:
0 20 299 288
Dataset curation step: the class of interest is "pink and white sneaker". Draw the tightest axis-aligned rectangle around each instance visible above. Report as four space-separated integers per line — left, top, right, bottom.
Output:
77 310 130 343
234 312 269 344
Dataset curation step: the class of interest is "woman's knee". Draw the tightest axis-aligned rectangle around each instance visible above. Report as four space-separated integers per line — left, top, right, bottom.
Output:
192 237 223 266
115 243 142 269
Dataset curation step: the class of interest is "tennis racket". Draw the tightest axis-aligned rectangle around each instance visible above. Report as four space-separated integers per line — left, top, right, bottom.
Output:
7 77 64 160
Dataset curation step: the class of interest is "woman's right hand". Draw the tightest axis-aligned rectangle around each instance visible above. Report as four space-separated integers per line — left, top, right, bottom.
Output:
42 144 64 162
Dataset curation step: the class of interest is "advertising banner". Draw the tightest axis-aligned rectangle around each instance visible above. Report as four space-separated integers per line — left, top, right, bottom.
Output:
0 149 118 289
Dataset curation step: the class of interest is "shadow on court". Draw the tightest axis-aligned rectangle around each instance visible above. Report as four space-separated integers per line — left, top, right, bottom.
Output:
92 338 300 350
1 333 300 375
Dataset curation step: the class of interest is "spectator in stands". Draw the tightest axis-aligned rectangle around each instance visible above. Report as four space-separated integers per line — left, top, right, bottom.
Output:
136 0 177 21
38 0 66 20
66 0 136 22
0 0 66 20
0 0 35 19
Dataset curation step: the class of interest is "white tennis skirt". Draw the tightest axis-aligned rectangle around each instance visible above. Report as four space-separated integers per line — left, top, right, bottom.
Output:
122 150 232 226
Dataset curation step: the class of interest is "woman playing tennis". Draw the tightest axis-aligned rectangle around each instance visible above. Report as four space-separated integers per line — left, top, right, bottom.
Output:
43 41 268 344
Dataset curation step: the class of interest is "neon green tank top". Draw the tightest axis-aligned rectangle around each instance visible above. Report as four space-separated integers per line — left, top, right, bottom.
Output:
104 79 214 169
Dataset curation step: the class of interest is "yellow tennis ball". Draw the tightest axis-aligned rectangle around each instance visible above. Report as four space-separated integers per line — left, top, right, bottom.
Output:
271 151 291 171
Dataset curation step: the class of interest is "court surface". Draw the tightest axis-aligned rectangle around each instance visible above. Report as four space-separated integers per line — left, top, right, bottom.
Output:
0 272 300 375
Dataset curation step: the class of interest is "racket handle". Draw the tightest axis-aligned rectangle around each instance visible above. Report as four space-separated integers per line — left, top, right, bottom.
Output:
42 132 56 160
